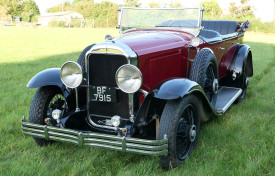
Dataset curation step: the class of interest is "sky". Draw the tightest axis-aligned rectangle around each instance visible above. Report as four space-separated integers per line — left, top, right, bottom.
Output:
34 0 274 22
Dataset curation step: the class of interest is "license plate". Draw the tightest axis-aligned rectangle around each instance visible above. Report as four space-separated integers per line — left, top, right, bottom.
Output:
90 86 117 103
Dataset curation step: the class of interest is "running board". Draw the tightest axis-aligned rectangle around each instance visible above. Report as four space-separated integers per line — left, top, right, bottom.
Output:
211 87 242 113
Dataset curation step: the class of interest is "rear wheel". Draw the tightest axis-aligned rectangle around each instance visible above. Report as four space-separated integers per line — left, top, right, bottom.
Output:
158 95 201 170
29 86 66 146
189 49 219 102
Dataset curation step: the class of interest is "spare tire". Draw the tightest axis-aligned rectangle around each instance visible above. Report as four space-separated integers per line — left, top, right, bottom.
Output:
77 44 95 76
189 49 219 102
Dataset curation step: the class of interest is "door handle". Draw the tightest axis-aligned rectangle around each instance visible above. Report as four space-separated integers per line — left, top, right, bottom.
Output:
217 47 225 50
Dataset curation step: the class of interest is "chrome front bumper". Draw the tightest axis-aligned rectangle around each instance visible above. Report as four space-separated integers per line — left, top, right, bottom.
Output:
21 117 168 156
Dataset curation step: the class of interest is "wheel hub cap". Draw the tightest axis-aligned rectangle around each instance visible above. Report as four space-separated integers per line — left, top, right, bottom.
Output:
189 125 196 142
212 79 219 93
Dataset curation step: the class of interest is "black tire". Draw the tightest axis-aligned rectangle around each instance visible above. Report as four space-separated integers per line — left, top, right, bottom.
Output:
189 49 218 102
77 44 95 73
235 61 248 103
158 95 201 170
29 86 66 146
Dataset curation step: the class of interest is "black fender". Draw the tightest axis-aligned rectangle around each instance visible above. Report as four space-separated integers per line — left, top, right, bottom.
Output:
219 44 253 88
132 78 221 137
27 68 88 111
154 79 200 100
221 44 253 88
153 78 220 118
27 68 64 89
230 44 253 77
27 68 83 111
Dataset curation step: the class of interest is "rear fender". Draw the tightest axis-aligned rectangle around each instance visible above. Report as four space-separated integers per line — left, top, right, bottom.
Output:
220 44 253 87
230 44 252 77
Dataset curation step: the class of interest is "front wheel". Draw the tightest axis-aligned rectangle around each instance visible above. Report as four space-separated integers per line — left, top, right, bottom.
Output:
29 86 66 146
158 95 201 170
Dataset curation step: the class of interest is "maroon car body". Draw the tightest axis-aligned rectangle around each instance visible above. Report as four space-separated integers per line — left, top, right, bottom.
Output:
117 28 243 90
22 7 253 170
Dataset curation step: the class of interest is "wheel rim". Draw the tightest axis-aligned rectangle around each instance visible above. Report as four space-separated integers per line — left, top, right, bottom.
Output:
176 104 196 160
46 94 66 126
204 62 217 102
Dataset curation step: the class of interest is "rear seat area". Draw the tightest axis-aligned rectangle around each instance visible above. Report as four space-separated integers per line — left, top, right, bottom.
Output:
202 20 239 35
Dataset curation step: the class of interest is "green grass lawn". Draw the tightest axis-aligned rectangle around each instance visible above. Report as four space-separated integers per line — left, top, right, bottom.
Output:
0 27 274 175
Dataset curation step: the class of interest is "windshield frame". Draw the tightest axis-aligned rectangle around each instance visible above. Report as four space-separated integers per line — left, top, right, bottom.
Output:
117 7 205 36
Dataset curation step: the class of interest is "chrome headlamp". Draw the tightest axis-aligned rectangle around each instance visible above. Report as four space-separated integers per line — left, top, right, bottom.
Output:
115 64 142 94
60 61 83 88
190 37 200 47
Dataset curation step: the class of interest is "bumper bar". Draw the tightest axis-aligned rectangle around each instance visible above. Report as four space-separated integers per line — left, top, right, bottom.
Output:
21 117 168 156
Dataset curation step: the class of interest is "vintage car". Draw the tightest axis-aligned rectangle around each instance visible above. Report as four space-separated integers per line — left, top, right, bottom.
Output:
21 7 253 169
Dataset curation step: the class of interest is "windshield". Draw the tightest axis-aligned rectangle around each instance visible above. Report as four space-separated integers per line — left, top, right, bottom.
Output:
119 7 202 35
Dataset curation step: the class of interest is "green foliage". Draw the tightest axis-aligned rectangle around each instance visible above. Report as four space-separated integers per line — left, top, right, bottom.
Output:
1 0 22 17
48 1 118 28
0 5 9 17
48 1 72 13
200 0 222 17
73 0 93 4
170 1 182 7
71 1 94 18
229 0 254 18
148 2 160 8
124 0 141 7
20 0 40 22
30 15 38 22
0 0 39 21
21 0 40 15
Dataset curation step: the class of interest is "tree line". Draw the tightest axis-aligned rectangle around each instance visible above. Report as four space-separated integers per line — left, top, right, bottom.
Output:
0 0 265 31
0 0 40 22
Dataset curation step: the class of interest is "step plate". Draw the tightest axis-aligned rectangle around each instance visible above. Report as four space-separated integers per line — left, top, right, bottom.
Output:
212 87 242 113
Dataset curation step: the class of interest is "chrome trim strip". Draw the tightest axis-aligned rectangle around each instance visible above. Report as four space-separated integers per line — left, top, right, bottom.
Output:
200 32 238 44
88 115 121 130
129 93 134 122
21 119 168 156
86 41 138 66
222 32 238 41
200 47 214 54
200 36 223 44
139 89 148 97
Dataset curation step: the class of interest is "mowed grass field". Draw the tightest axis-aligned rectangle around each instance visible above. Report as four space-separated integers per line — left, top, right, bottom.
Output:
0 27 274 175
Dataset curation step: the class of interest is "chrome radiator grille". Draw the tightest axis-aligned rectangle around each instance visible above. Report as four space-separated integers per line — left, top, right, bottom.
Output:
87 53 130 119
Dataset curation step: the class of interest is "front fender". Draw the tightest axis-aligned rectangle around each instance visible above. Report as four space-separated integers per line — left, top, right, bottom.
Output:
27 68 64 89
153 78 221 117
154 79 200 100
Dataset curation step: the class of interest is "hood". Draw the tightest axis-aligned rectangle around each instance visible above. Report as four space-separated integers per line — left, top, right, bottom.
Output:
116 29 194 56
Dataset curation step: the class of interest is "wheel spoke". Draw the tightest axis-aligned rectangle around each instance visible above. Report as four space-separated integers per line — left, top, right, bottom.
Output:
209 65 215 80
176 105 196 160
